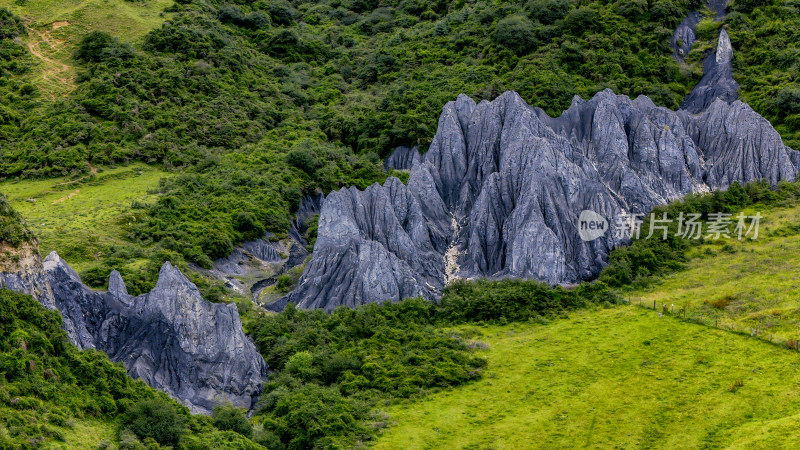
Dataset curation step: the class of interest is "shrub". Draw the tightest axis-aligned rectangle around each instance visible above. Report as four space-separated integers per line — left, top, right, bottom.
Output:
0 8 25 39
494 15 538 54
74 31 132 63
119 398 186 448
526 0 572 24
284 351 316 381
212 404 252 437
776 88 800 116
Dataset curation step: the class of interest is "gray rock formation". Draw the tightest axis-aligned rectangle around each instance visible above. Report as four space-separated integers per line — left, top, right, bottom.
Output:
202 193 323 303
681 29 739 113
0 251 268 415
284 88 798 311
384 146 422 171
708 0 729 19
671 11 701 62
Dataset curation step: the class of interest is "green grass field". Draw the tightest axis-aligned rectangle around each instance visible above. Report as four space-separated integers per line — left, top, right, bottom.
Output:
375 306 800 449
0 164 167 274
0 0 171 42
0 0 171 98
628 204 800 345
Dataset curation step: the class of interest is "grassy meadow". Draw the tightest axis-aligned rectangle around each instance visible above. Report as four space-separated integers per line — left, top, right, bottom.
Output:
0 0 171 98
0 164 166 275
375 306 800 449
627 203 800 345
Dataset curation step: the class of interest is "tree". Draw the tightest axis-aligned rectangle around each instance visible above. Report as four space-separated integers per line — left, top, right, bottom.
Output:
494 15 538 55
212 404 253 437
526 0 572 24
119 398 186 448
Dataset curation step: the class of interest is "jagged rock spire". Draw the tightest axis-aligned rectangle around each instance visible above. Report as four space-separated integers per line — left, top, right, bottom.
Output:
285 89 797 311
681 29 739 113
0 252 268 414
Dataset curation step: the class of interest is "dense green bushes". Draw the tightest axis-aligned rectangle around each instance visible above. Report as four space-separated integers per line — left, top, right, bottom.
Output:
599 180 800 289
728 0 800 149
0 194 34 249
439 279 617 323
211 404 252 437
246 277 619 447
119 398 186 447
0 288 157 446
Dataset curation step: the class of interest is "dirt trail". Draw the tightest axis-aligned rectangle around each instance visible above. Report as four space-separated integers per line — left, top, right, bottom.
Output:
52 189 80 205
24 19 76 98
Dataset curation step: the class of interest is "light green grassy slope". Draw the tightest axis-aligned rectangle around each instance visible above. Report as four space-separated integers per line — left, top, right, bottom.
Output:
0 0 171 42
375 306 800 449
0 0 171 98
0 164 166 274
629 203 800 345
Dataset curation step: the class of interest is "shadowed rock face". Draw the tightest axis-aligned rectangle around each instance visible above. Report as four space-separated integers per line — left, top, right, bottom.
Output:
385 146 422 171
681 29 739 113
285 89 798 311
671 11 702 62
1 252 268 415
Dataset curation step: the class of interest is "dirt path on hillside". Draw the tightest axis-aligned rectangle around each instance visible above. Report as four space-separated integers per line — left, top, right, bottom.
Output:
24 19 76 99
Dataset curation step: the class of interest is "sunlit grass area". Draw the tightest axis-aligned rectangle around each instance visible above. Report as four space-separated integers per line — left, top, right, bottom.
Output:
0 0 171 42
375 306 800 449
0 164 167 275
0 0 171 98
628 204 800 344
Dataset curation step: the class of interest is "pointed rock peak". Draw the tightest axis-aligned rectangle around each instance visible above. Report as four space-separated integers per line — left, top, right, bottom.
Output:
597 88 618 99
716 29 733 65
43 250 61 263
42 251 82 282
154 261 193 290
456 93 475 103
108 270 129 297
570 95 586 109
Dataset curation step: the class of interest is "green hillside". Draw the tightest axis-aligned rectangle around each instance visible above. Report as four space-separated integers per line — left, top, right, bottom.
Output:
375 306 800 449
1 0 798 292
0 0 171 42
1 0 799 448
0 0 171 99
630 203 800 345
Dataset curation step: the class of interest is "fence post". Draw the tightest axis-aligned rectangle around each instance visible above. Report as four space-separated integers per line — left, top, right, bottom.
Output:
653 300 656 310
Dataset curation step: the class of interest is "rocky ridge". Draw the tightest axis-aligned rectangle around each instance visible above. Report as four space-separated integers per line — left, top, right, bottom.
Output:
0 250 268 414
284 88 797 311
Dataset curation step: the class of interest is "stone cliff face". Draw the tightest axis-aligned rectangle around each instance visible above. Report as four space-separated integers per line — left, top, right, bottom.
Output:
681 29 739 113
0 252 268 415
285 88 798 311
283 7 798 311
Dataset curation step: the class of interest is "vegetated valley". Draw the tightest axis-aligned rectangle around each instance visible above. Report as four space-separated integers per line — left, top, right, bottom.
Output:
0 0 799 448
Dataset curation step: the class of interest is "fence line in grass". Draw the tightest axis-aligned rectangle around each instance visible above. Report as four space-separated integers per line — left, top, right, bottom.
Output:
622 295 800 352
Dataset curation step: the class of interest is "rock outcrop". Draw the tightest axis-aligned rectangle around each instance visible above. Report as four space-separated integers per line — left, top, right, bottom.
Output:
284 87 798 311
385 146 422 171
1 252 268 415
681 29 739 113
281 0 797 312
671 11 702 61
